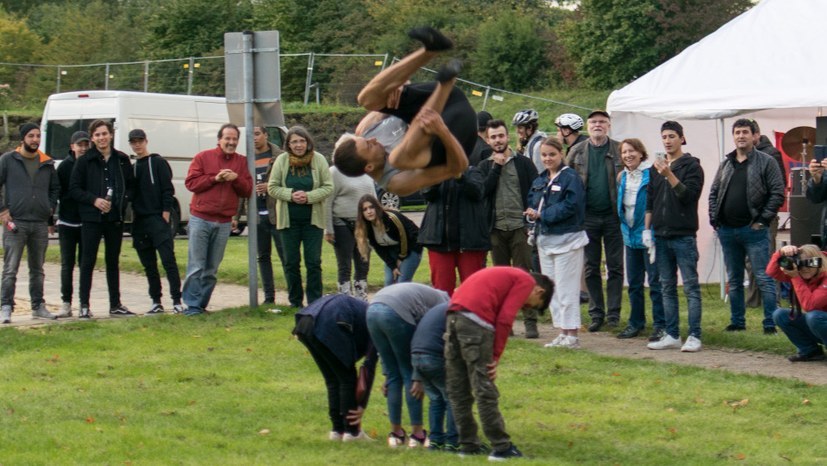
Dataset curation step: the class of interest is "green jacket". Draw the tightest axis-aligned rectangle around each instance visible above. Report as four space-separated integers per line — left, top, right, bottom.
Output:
267 151 333 230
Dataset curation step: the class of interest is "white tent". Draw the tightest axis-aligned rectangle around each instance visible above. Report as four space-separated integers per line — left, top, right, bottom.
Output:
607 0 827 286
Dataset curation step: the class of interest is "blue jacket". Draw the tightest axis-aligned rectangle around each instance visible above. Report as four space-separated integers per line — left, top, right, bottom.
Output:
617 168 650 249
527 166 585 236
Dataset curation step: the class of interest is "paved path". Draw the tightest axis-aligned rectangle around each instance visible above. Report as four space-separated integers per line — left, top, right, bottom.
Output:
6 261 823 386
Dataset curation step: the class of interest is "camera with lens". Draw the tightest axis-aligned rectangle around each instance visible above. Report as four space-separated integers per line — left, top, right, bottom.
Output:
778 254 822 271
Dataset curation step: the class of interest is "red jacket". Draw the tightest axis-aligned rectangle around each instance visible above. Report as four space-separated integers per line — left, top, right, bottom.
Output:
449 267 535 361
766 251 827 312
185 147 253 222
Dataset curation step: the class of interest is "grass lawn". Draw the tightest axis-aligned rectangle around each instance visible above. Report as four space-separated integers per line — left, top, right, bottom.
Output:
0 306 824 464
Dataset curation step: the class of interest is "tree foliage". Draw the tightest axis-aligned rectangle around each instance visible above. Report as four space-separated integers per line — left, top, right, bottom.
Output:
563 0 753 87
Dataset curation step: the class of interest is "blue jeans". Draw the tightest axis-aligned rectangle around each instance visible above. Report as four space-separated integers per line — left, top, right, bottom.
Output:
1 220 49 309
411 353 458 447
773 308 827 355
655 236 702 339
366 303 422 426
182 215 231 313
625 246 664 330
383 249 422 287
718 225 776 328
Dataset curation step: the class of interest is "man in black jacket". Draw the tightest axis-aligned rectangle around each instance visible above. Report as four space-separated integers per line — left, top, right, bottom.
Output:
645 121 705 352
0 123 60 323
128 129 182 315
55 131 90 318
709 118 784 335
478 119 539 337
69 119 135 318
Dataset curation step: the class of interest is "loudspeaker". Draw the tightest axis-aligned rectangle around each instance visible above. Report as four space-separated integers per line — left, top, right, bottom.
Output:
789 196 823 247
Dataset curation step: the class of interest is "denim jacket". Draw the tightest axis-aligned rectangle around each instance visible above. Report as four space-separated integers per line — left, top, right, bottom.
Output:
527 166 585 236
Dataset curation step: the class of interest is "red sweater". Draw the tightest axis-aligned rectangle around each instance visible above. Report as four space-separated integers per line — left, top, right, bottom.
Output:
185 147 253 222
449 267 535 361
766 251 827 312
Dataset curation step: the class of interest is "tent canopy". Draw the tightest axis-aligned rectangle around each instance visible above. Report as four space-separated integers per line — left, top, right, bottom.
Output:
607 0 827 120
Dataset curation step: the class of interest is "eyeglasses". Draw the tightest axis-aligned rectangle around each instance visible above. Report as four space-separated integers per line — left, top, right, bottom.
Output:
289 139 307 145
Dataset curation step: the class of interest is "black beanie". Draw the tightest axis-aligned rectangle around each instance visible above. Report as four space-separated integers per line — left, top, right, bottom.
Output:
19 123 39 140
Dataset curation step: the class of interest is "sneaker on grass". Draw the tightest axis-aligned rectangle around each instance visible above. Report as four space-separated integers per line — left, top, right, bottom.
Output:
558 335 580 349
147 303 165 315
79 307 92 319
387 430 406 448
328 431 343 441
109 304 136 317
544 334 567 348
343 431 373 442
56 302 73 318
488 443 524 461
408 431 429 448
172 304 185 314
647 334 682 350
681 335 702 352
1 305 11 324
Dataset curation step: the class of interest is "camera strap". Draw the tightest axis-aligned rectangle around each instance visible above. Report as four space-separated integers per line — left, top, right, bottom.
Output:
788 287 801 320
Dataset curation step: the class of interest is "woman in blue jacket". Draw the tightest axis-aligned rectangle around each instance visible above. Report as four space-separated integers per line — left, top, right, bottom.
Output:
616 138 664 339
525 138 588 349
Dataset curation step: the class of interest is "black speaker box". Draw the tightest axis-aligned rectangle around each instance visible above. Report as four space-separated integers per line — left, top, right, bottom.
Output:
789 196 823 247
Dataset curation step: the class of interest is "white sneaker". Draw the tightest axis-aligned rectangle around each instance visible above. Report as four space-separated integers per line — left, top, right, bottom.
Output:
56 302 73 318
329 431 343 441
544 334 567 348
558 335 581 349
32 304 57 320
1 305 11 324
681 335 702 352
647 334 682 350
172 304 185 314
343 431 373 442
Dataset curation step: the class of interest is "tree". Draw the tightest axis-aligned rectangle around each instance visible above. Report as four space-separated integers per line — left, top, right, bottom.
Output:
563 0 752 88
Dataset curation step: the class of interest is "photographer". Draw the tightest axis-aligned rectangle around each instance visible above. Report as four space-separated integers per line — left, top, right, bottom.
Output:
766 244 827 362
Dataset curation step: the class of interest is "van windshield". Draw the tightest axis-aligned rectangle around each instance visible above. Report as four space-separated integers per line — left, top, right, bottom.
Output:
45 118 115 160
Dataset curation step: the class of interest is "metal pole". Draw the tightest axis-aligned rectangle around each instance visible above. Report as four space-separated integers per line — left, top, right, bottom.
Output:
303 53 315 105
381 53 389 71
56 66 62 93
105 63 110 90
187 57 195 95
242 31 259 307
718 117 726 300
144 61 150 92
482 86 491 110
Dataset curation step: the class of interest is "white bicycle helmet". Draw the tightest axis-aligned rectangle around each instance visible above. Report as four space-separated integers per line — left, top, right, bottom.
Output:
554 113 584 131
512 109 539 126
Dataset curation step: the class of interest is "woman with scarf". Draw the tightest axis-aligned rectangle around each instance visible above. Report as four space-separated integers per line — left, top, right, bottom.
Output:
268 126 333 308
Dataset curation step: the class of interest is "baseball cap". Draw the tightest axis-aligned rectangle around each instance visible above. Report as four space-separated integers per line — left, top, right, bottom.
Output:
70 131 90 144
587 110 610 120
128 129 147 141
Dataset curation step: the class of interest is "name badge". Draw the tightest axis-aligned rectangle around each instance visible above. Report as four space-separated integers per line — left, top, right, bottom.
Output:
551 185 561 192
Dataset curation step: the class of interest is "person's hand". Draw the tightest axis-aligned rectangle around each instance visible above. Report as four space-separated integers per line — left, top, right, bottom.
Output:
214 169 227 182
782 264 800 278
94 198 111 213
162 211 170 223
392 268 401 281
324 233 335 244
346 406 365 426
523 207 539 221
410 381 424 401
810 158 824 182
780 245 799 256
222 170 238 182
0 209 10 223
231 219 238 231
291 191 307 204
385 85 404 109
48 225 56 235
414 107 445 136
653 158 672 177
492 152 507 166
256 182 268 195
486 360 498 381
642 229 654 248
751 222 766 231
381 380 388 398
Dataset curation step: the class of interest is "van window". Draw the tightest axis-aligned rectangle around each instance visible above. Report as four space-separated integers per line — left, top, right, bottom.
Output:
45 118 115 160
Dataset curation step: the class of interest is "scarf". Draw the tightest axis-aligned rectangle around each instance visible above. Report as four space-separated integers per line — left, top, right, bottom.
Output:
289 152 312 176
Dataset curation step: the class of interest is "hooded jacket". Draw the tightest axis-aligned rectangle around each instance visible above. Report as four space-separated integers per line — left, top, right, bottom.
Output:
132 153 175 217
646 153 704 238
57 150 81 224
0 147 59 222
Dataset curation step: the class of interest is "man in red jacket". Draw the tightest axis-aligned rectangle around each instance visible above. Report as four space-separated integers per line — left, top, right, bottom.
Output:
181 123 253 315
444 266 553 460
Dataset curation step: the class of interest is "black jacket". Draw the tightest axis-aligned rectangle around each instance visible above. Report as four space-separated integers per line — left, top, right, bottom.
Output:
367 209 422 271
69 146 134 223
0 149 59 223
468 135 493 167
646 153 704 237
709 148 785 229
478 152 538 231
756 135 786 188
418 166 490 252
132 153 175 217
57 151 81 223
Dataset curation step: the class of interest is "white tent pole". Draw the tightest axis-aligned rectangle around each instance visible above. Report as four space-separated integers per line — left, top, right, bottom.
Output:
718 117 727 300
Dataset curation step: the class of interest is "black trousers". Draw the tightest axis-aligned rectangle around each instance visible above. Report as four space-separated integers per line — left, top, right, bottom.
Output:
296 315 359 435
133 215 182 305
583 212 624 321
58 224 82 304
79 221 123 308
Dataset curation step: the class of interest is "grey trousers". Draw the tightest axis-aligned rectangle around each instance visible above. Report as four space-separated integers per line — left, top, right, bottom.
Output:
1 220 49 309
444 312 510 452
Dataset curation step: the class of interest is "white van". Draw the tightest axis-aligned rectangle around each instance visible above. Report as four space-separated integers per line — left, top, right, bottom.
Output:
39 90 284 234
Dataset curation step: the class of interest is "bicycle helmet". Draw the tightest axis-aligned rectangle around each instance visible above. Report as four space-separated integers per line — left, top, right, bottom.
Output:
554 113 584 131
512 109 539 126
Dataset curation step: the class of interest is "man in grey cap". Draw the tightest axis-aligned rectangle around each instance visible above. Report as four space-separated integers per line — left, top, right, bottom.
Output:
0 123 60 323
55 130 90 317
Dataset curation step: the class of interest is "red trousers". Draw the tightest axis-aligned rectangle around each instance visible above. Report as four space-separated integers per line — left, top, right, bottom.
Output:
428 249 487 296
